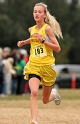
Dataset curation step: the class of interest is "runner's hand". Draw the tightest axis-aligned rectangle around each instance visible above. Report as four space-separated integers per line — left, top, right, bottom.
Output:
17 40 25 47
33 33 43 42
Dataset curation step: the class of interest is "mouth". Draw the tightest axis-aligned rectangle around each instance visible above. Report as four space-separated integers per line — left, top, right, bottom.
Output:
35 16 39 19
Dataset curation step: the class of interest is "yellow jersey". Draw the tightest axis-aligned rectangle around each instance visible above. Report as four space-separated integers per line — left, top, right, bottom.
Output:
29 23 55 66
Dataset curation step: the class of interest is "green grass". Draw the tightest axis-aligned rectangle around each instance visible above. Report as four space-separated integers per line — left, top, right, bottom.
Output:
0 89 80 101
59 89 80 100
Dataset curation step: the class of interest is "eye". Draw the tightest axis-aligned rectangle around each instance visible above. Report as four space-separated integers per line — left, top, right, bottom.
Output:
34 10 37 13
38 10 42 13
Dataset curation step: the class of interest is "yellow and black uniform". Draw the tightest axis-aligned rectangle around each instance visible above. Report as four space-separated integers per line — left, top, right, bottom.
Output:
24 23 57 86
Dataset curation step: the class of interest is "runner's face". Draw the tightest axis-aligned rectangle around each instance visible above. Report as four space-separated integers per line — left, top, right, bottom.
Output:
33 5 46 22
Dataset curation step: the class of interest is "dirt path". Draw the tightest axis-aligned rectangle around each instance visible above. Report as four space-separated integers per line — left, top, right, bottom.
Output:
0 100 80 124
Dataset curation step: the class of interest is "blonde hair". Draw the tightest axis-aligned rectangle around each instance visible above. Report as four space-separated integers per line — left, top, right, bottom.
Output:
0 47 3 55
35 2 63 39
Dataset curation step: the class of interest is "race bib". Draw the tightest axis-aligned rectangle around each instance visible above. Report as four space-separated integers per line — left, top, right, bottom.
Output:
33 44 47 58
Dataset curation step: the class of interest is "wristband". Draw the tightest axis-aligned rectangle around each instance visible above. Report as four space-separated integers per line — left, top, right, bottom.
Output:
42 39 45 43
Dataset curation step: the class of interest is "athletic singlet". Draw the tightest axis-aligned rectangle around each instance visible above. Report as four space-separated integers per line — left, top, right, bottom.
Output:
29 23 55 66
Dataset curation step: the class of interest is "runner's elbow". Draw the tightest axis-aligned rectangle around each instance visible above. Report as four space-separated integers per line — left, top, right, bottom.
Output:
56 47 61 53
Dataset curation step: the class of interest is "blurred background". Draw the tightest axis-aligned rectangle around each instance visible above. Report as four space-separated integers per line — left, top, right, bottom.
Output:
0 0 80 97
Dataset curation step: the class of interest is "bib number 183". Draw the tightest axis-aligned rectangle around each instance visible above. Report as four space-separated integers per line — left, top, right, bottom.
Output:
33 45 47 58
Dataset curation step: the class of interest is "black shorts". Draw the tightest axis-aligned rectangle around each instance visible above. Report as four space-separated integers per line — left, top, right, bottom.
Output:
29 74 41 81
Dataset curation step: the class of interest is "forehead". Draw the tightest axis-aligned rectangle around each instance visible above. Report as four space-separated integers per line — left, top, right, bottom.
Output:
34 5 44 11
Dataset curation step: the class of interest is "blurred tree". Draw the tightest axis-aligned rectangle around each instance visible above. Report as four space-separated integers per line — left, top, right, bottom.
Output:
0 15 12 47
67 0 80 63
0 0 80 64
45 0 72 64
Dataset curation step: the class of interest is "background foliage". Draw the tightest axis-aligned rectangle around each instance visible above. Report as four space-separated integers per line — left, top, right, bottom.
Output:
0 0 80 64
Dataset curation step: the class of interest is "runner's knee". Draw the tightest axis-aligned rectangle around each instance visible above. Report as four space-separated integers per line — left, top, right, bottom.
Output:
42 97 49 104
31 90 38 97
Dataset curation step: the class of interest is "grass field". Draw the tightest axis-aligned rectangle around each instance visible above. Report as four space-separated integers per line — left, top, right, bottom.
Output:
0 89 80 124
